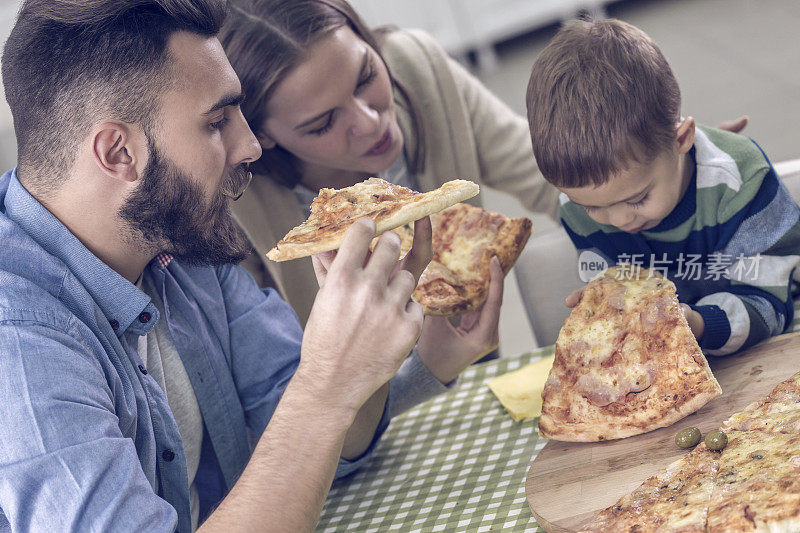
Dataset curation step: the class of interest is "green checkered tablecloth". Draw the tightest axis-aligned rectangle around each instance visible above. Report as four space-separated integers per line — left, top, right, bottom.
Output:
317 346 554 532
318 302 800 532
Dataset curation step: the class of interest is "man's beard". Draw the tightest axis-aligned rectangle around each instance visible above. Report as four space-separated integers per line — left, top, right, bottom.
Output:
119 138 253 266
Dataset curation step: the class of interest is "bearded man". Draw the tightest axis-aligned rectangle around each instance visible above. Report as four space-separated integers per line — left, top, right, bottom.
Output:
0 0 507 531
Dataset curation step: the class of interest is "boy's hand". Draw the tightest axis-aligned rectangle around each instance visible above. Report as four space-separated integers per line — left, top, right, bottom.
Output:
680 303 705 341
565 286 586 308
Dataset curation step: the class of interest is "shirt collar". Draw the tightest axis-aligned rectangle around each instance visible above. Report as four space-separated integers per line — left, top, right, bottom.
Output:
2 168 167 335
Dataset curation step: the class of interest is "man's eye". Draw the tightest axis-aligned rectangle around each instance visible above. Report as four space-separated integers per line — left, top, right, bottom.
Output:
210 117 229 131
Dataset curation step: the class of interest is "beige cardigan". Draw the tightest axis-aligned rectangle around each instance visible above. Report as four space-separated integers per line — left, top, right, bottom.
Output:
231 29 561 325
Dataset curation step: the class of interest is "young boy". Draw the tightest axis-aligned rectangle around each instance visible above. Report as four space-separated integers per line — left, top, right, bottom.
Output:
526 18 800 356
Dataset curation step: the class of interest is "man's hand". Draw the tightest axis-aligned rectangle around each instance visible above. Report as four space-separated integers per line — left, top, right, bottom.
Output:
302 217 431 415
680 303 705 341
312 217 432 287
416 256 504 384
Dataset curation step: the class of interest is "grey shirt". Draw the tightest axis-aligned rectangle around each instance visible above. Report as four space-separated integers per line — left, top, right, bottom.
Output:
138 271 203 530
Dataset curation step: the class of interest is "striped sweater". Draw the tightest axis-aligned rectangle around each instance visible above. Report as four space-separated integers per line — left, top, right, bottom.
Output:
561 126 800 355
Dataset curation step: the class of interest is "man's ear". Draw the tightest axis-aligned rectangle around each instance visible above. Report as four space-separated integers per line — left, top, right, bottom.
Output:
676 116 696 155
91 122 145 183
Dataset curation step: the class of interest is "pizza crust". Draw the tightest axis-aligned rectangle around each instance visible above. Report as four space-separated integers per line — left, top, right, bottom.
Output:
266 178 479 261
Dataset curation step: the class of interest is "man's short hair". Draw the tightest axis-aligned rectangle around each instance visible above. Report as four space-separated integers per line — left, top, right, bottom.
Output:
526 18 681 188
1 0 227 192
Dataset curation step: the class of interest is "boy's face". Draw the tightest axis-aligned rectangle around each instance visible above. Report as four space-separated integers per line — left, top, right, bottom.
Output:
559 120 695 233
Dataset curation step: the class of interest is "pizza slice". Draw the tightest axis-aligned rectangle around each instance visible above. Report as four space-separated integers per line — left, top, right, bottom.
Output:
579 444 718 533
706 430 800 532
722 370 800 434
539 265 722 442
389 203 532 315
266 178 479 261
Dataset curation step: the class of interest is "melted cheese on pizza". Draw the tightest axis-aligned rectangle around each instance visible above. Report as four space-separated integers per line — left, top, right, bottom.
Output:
723 370 800 434
554 268 683 405
389 203 532 316
707 431 800 532
540 265 721 441
287 178 420 244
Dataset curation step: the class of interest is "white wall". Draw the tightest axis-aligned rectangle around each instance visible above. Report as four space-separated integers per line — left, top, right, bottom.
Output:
0 0 21 171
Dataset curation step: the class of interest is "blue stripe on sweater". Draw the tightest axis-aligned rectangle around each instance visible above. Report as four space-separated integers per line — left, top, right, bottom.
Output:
562 168 781 262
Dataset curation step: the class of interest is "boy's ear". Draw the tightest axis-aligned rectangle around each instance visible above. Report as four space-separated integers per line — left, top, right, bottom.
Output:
676 116 696 155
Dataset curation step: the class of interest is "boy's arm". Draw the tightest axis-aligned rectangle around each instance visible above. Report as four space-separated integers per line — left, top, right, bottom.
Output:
693 169 800 355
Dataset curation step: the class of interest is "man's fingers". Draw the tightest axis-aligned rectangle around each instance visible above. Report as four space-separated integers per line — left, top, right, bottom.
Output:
387 268 417 305
335 218 377 272
405 300 425 333
311 252 335 286
715 115 748 134
367 231 403 282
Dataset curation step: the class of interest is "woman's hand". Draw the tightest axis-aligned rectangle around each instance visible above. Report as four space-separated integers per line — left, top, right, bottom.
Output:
715 115 748 134
416 257 504 384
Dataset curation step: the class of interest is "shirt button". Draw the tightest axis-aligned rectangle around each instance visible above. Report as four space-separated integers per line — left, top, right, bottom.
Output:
109 319 119 330
138 364 148 375
162 449 175 462
138 312 151 323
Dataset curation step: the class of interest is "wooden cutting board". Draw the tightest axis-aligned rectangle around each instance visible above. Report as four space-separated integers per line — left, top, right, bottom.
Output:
526 331 800 532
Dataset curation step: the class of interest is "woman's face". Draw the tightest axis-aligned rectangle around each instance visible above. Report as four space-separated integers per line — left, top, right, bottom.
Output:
261 26 403 177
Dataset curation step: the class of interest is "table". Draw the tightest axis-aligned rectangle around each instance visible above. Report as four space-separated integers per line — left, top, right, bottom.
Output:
317 307 800 532
317 346 552 532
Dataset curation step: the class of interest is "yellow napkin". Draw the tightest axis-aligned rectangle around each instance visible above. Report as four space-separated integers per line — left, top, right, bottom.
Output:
488 355 554 422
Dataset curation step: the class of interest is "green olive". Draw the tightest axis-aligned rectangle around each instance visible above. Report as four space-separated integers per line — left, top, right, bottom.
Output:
705 430 728 451
675 427 702 448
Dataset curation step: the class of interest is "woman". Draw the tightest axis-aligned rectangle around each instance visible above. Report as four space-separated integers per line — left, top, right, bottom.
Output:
219 0 564 327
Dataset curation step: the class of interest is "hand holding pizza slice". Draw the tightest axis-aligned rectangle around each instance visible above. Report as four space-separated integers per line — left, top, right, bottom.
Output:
268 178 533 317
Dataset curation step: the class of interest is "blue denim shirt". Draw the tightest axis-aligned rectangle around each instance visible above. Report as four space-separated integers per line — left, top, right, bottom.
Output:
0 168 392 532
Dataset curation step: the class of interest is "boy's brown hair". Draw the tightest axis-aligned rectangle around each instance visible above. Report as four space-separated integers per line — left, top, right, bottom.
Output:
526 18 681 188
